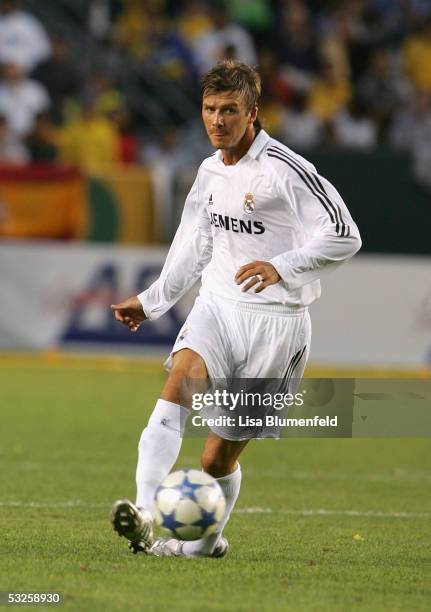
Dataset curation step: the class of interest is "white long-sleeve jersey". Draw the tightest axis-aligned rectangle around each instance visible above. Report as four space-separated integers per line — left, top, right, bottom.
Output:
138 130 361 319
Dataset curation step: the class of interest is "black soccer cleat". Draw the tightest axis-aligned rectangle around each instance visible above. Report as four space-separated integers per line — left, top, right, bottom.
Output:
111 499 154 554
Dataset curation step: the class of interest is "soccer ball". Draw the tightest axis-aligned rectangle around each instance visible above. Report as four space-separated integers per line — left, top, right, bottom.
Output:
153 469 226 541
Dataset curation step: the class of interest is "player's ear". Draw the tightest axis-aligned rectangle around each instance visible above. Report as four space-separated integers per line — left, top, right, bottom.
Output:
248 105 258 124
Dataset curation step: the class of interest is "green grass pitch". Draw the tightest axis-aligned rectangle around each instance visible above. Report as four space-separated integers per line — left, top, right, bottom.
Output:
1 359 430 611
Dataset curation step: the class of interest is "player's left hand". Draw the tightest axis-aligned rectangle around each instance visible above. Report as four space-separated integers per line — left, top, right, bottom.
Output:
234 261 281 293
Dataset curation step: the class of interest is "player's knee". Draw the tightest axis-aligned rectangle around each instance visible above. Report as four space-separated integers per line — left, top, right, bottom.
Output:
161 350 208 406
201 450 233 478
174 349 207 378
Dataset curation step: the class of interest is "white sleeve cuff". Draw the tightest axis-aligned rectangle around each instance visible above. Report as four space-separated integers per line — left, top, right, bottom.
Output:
137 292 152 320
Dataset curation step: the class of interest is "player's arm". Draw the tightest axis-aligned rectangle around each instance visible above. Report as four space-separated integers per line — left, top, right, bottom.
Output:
235 171 361 293
267 172 361 290
112 172 212 330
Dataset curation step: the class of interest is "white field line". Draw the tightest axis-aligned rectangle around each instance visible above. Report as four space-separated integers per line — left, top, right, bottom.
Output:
236 507 431 519
0 500 429 519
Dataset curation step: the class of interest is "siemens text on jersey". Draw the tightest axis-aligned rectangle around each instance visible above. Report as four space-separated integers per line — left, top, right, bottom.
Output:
209 211 265 235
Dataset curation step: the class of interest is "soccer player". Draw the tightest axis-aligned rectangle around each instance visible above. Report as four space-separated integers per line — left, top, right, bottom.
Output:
110 60 361 557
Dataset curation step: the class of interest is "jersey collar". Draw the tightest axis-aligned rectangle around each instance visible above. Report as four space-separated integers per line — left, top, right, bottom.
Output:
246 128 270 159
216 129 270 164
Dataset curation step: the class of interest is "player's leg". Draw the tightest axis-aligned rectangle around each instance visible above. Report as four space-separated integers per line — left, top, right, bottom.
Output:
201 432 249 477
135 348 207 510
111 348 207 552
178 307 312 556
180 433 248 557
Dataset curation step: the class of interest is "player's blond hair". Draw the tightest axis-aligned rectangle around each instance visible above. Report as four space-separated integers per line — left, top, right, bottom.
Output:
201 60 261 111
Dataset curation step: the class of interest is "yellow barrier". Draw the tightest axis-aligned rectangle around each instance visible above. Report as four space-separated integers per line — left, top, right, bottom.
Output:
0 163 156 243
0 164 86 239
89 164 156 244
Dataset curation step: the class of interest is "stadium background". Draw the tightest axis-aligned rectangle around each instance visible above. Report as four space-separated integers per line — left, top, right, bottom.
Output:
0 0 431 367
0 3 431 611
0 0 430 367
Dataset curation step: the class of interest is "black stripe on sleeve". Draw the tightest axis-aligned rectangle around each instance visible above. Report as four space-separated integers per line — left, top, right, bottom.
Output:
271 146 345 236
267 151 337 229
269 145 346 236
268 146 349 237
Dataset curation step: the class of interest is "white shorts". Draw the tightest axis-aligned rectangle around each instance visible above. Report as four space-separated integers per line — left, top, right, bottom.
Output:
165 292 311 440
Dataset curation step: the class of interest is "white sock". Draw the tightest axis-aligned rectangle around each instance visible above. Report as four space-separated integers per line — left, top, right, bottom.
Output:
182 464 242 557
135 399 189 514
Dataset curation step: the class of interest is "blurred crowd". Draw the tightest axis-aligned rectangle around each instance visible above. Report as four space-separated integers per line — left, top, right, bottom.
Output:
1 0 431 190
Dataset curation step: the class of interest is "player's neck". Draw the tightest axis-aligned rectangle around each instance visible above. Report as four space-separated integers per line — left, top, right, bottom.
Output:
221 126 256 166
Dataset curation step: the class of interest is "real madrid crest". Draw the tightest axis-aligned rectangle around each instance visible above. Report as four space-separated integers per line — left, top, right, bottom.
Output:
243 192 255 214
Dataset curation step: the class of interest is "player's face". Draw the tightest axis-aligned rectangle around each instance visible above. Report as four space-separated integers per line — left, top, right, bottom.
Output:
202 91 257 150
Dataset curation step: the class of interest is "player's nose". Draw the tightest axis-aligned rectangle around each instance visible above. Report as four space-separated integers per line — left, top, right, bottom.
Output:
213 112 224 126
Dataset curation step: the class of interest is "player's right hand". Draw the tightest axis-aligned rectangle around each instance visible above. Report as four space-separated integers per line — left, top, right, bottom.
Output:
110 296 147 332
